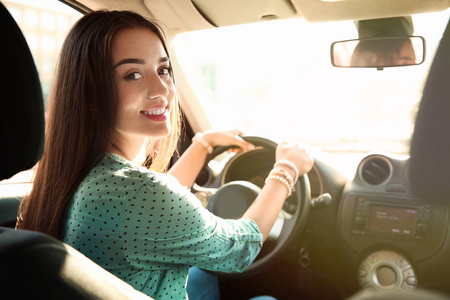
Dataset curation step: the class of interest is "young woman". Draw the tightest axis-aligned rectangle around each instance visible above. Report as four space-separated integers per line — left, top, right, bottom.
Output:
17 10 314 300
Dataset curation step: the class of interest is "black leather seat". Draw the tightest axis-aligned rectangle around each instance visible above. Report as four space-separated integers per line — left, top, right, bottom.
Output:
408 15 450 200
0 4 44 181
0 3 152 299
0 227 151 299
0 0 43 227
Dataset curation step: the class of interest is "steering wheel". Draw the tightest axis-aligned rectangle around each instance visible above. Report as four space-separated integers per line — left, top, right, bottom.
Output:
203 136 311 277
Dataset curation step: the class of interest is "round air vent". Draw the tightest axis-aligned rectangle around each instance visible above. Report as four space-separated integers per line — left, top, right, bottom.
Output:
360 156 392 185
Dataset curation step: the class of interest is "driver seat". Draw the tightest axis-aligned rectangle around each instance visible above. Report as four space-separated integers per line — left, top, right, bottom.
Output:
0 3 152 299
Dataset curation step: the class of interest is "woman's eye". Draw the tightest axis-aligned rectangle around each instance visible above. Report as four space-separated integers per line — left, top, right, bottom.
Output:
124 72 143 81
159 66 172 77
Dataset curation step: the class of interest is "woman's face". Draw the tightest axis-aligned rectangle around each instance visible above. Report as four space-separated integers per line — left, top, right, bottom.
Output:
112 28 175 141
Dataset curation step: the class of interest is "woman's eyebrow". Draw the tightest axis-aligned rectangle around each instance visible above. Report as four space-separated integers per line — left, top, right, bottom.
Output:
114 57 169 68
114 58 145 68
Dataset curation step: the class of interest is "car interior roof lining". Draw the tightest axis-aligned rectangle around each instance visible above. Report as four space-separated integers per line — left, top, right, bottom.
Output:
65 0 450 31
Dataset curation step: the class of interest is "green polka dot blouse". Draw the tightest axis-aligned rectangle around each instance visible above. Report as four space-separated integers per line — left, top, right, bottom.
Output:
63 153 263 299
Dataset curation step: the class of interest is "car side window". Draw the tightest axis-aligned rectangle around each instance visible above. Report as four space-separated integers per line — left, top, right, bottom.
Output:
3 0 82 108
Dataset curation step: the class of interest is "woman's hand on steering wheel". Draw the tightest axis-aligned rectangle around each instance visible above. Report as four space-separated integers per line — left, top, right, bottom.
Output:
276 141 314 178
205 136 313 277
202 129 256 152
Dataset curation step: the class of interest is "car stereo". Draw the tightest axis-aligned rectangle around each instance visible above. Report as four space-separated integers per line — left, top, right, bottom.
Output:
351 198 431 241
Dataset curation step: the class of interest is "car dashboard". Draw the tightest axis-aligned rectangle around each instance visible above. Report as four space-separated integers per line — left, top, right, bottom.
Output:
338 154 450 294
195 147 450 298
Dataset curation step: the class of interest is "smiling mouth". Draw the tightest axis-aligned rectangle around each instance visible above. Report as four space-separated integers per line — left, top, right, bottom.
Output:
141 108 167 116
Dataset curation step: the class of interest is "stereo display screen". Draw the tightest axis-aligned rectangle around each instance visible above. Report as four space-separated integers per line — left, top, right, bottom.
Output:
367 205 417 235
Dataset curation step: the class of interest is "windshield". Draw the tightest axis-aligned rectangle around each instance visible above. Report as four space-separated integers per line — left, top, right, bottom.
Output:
174 10 450 155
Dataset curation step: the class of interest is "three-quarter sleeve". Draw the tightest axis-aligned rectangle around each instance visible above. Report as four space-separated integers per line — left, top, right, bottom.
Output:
122 173 263 273
64 154 263 299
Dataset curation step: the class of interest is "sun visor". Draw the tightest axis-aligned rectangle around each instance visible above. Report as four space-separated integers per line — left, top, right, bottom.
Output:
191 0 297 27
290 0 449 23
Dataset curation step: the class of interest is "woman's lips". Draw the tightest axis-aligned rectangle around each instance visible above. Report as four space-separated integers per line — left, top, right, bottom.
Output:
141 107 169 121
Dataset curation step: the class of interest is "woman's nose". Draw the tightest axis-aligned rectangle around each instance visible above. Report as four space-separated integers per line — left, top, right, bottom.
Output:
147 73 169 99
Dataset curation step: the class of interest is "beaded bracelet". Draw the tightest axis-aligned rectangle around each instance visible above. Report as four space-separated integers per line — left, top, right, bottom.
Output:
265 167 296 197
265 174 294 197
270 167 296 190
192 132 213 154
274 160 299 179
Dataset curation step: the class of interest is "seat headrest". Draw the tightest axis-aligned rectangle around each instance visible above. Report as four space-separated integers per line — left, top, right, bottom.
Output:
408 17 450 199
0 2 45 181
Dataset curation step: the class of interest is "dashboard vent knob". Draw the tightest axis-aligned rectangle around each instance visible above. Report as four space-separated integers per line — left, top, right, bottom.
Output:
360 157 392 185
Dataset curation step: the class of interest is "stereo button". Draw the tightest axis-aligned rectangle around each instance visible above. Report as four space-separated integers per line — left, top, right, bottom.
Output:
406 276 417 286
417 224 429 233
355 217 366 226
358 269 367 277
386 183 406 193
395 256 409 268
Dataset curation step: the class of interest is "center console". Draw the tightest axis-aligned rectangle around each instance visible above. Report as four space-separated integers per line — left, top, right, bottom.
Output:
340 193 448 261
358 250 416 291
339 193 449 291
352 197 431 242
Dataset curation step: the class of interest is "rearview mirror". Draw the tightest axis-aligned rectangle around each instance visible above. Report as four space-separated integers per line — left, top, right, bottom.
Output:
331 36 425 70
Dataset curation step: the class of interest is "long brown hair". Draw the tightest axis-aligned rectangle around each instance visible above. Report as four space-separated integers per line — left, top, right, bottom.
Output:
17 10 181 239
